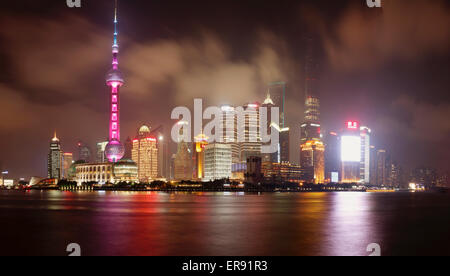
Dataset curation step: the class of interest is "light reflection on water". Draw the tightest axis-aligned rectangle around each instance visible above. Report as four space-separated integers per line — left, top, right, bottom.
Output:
0 190 449 256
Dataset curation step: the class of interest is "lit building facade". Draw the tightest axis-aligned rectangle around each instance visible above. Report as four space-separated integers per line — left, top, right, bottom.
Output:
360 126 371 184
96 141 109 163
231 163 247 181
75 159 138 186
239 103 261 162
262 162 304 183
62 152 73 179
150 128 168 179
246 156 263 184
174 121 192 181
341 121 362 183
132 125 158 182
300 39 324 184
261 94 290 164
193 133 208 180
300 140 325 184
376 149 387 186
267 81 287 128
324 131 340 183
387 162 402 188
204 143 232 181
77 141 91 163
48 132 62 180
220 105 240 165
369 145 377 185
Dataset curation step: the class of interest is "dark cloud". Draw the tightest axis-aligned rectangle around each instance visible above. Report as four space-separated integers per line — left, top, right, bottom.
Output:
319 0 450 71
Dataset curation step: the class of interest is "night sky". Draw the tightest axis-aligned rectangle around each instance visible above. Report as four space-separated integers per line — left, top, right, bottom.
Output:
0 0 449 179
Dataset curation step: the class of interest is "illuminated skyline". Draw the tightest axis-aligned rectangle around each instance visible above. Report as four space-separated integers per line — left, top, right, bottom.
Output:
0 0 449 180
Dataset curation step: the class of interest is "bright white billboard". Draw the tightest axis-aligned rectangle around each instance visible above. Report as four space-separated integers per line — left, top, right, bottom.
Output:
341 136 361 162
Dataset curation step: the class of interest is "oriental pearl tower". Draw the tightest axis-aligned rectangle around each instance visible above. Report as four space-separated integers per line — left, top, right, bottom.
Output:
105 0 125 163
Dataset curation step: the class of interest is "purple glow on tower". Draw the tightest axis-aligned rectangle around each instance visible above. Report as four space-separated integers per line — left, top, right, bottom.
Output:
105 0 125 163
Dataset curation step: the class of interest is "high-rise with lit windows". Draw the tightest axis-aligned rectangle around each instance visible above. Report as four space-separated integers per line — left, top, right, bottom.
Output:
132 125 158 182
62 152 73 179
204 143 232 181
360 126 371 184
239 103 261 162
48 132 62 179
220 105 240 165
300 38 324 184
193 133 208 180
174 121 192 181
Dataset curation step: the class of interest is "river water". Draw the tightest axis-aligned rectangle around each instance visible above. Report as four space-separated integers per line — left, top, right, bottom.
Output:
0 190 449 256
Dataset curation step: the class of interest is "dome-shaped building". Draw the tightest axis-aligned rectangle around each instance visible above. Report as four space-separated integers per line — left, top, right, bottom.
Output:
105 140 125 163
138 125 151 136
106 68 125 86
132 125 159 182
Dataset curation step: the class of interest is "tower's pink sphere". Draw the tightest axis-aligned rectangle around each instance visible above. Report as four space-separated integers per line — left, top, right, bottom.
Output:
105 140 125 163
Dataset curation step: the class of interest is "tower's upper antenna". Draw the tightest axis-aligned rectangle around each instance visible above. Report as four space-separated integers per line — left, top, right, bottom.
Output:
113 0 118 46
114 0 118 23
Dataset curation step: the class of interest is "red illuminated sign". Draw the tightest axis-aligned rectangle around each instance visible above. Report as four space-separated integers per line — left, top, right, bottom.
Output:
347 121 359 130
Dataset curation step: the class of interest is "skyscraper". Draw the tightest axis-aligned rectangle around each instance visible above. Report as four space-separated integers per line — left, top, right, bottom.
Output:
387 162 401 188
262 94 290 164
193 133 208 181
267 81 287 128
261 95 275 163
369 145 377 185
301 38 321 143
239 103 261 162
174 121 192 181
105 0 125 163
124 137 133 159
300 140 325 184
48 132 62 179
324 131 340 183
149 126 168 178
132 125 158 182
77 141 91 163
376 149 387 186
220 105 240 165
300 39 324 184
360 126 371 184
204 143 232 181
61 152 73 179
341 121 361 183
96 141 109 163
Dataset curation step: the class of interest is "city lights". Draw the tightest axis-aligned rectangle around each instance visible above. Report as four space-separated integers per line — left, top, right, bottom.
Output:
341 136 361 162
0 0 448 260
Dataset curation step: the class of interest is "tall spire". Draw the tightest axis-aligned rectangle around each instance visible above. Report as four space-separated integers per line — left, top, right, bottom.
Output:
114 0 118 46
112 0 119 70
52 131 59 142
105 0 125 163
